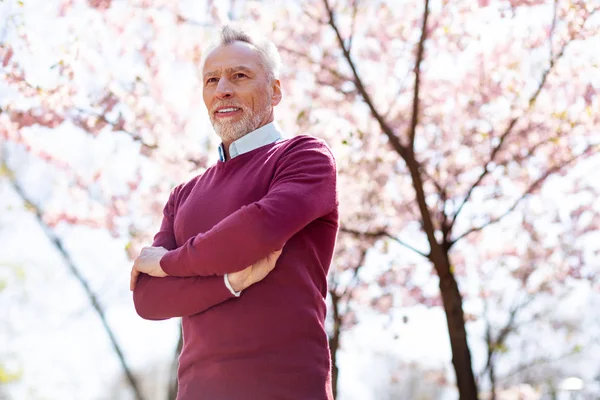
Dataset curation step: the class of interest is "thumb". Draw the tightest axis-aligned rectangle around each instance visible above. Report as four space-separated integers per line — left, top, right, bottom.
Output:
271 248 283 260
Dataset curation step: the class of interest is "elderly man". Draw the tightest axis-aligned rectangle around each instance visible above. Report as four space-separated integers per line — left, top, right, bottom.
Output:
130 26 339 399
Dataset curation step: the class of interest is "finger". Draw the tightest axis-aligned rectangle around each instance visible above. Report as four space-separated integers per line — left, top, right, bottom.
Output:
272 248 283 261
130 268 140 291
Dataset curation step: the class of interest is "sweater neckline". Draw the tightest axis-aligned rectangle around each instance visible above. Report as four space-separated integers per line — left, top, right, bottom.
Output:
215 139 284 169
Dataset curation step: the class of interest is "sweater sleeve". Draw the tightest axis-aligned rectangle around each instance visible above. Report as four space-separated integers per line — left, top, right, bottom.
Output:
132 185 235 320
160 136 337 278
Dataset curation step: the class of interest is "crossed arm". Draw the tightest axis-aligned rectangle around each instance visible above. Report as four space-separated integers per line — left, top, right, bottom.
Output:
159 137 337 278
132 195 280 320
131 199 234 320
131 137 336 320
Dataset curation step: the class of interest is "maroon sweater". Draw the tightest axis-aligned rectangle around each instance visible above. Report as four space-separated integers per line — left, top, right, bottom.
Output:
133 135 338 399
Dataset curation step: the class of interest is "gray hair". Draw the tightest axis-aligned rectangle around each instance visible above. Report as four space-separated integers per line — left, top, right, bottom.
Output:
205 25 283 81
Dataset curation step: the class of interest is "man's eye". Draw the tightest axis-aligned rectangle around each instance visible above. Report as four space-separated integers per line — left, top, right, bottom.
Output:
234 73 247 79
206 77 218 84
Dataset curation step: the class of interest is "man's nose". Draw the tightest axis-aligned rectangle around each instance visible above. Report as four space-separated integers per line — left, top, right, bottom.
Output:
215 78 233 99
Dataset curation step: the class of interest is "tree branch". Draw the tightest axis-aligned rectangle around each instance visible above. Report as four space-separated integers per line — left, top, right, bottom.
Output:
73 107 158 150
278 46 353 83
409 0 431 149
449 42 570 233
451 144 599 246
480 292 536 384
498 345 591 384
347 0 360 55
340 227 429 259
421 167 450 243
340 248 368 299
1 150 146 400
549 0 559 61
323 0 453 274
168 323 183 400
321 0 408 159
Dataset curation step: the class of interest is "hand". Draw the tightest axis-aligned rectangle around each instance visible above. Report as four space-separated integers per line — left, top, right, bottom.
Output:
130 246 169 291
228 249 283 292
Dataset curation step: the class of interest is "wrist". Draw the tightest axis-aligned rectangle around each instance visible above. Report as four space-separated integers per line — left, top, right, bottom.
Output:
224 274 242 297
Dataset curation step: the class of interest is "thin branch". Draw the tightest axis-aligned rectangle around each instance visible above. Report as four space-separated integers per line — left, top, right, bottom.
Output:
321 0 408 159
549 0 559 61
73 107 158 150
479 292 536 384
341 248 368 299
497 345 591 384
449 5 600 232
278 45 353 84
451 144 600 246
481 299 493 380
450 45 570 233
408 0 431 149
382 70 412 121
421 167 449 241
481 298 497 398
340 227 429 259
510 130 568 165
168 324 183 400
323 0 451 265
1 151 146 400
421 168 446 199
301 5 328 25
347 0 360 55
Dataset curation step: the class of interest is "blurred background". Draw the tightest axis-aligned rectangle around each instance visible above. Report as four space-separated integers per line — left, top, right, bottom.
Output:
1 0 599 399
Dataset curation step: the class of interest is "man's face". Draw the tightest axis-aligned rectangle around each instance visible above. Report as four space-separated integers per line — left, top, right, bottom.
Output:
202 41 282 144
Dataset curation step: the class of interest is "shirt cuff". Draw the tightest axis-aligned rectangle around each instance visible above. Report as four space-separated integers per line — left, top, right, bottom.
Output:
224 274 241 297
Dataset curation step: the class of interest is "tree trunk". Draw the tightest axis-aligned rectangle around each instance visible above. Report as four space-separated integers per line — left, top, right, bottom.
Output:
328 290 342 399
401 149 479 399
490 359 497 400
437 262 479 400
168 325 184 400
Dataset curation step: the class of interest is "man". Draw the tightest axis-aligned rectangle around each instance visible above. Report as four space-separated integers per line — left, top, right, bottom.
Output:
130 26 338 399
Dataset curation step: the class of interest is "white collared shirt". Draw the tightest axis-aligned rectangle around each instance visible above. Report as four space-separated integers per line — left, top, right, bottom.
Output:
221 122 283 296
218 121 282 162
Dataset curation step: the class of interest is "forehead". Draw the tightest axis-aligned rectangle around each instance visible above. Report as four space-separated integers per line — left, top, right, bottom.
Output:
203 41 263 74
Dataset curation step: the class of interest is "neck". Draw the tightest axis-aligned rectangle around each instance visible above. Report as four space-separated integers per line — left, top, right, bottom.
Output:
220 115 275 160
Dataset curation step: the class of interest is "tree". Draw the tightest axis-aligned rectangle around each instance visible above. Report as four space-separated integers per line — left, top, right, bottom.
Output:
265 0 600 397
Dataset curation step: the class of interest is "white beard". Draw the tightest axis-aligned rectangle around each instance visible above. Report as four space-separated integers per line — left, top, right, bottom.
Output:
211 94 272 143
212 109 263 143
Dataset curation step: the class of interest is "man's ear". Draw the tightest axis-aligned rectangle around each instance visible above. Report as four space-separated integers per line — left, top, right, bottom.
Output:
271 79 282 106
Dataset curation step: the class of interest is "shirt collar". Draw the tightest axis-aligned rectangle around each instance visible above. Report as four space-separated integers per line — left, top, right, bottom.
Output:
218 122 282 162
